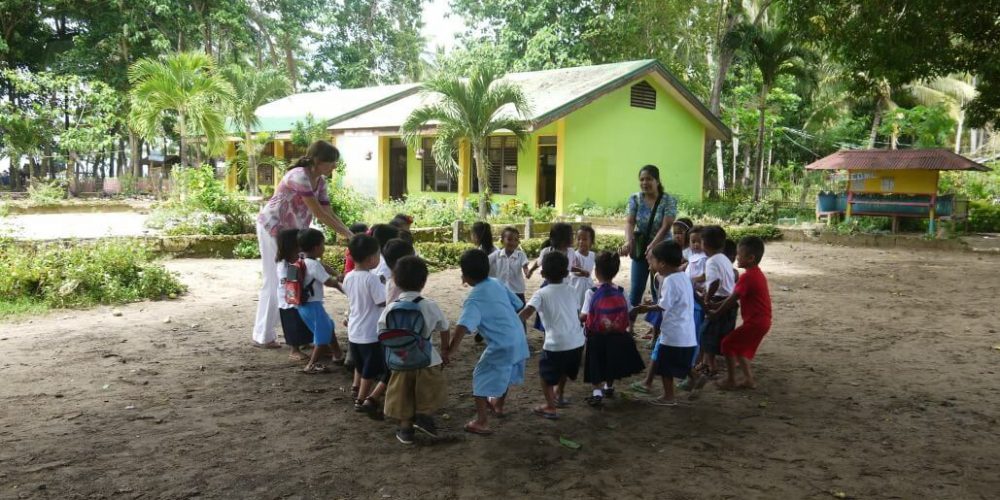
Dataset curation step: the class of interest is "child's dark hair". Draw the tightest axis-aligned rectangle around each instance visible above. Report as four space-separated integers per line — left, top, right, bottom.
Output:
723 239 737 262
275 228 301 263
459 249 490 283
577 225 596 243
390 213 414 228
594 251 620 281
739 236 766 262
471 221 495 254
701 225 726 251
688 225 704 241
349 222 369 235
383 238 415 270
348 234 380 263
393 255 428 292
397 229 414 244
548 222 574 250
673 217 693 247
501 226 520 240
370 223 399 251
297 228 326 254
650 240 684 267
540 251 569 282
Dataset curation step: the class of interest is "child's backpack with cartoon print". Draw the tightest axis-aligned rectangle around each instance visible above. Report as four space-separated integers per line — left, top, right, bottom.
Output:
585 284 630 334
283 256 315 306
378 298 431 370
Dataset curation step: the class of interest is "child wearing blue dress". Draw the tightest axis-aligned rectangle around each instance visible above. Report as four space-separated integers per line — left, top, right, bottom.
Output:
447 249 530 436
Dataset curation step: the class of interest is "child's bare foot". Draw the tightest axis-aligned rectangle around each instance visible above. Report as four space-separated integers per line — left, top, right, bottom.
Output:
288 350 309 361
463 421 493 435
649 397 678 407
487 398 506 417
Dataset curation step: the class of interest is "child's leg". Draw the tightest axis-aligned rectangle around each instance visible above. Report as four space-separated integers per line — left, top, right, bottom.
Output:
358 377 375 402
329 335 344 361
471 396 490 428
737 356 756 388
724 355 738 386
307 344 329 368
539 378 557 412
556 375 568 402
659 375 675 402
492 391 509 415
288 344 308 361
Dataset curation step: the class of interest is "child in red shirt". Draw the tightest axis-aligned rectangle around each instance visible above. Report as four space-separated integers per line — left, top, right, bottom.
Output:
705 236 771 389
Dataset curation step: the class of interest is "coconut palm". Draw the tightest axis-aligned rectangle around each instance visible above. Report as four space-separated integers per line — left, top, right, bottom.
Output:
222 65 291 195
907 75 977 153
400 67 531 219
128 51 233 168
733 24 813 200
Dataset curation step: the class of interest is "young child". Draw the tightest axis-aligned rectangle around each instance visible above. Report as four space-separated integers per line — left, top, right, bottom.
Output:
581 252 645 406
295 228 347 374
519 252 586 419
471 221 498 260
672 218 694 263
491 226 530 305
526 223 576 279
342 222 369 274
274 229 312 361
343 234 388 414
447 249 530 435
630 241 697 406
364 237 416 414
379 256 451 444
371 223 401 284
696 225 738 381
707 236 772 390
569 225 596 310
389 213 414 231
686 226 707 291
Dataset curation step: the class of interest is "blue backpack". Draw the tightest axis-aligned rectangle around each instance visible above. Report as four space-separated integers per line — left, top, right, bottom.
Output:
378 297 432 370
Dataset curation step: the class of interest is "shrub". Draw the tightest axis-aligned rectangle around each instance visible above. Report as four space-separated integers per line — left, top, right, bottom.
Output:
566 199 628 218
499 198 532 219
968 200 1000 233
27 179 67 205
233 239 261 259
724 225 782 242
0 238 186 314
414 242 474 270
729 200 776 225
146 165 257 236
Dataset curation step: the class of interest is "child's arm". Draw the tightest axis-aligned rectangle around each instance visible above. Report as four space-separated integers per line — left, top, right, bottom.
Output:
439 328 453 365
518 305 536 324
525 259 540 279
706 290 740 317
448 325 470 358
521 263 530 278
704 279 720 305
628 303 662 320
323 277 345 294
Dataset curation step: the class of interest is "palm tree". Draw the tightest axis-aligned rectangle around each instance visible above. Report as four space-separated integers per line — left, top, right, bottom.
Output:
400 67 531 219
733 24 813 201
222 65 291 195
128 51 233 168
907 75 977 153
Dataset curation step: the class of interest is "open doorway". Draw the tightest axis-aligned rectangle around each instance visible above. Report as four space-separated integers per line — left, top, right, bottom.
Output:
389 138 408 200
537 137 557 207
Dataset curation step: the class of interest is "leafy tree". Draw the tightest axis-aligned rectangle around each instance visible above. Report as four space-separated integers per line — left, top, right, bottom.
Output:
128 51 233 168
731 24 813 200
401 67 531 219
290 113 329 148
222 64 290 194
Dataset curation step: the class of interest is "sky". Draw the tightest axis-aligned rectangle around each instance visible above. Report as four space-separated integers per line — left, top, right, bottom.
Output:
421 0 466 52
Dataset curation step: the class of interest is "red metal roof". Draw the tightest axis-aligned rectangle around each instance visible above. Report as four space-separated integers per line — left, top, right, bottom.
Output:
805 149 991 172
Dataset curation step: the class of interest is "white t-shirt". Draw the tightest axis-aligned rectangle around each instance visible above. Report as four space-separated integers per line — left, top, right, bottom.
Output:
490 248 529 293
569 249 595 309
686 251 707 290
378 291 449 366
538 246 577 275
374 254 391 282
343 269 386 344
704 253 736 298
526 283 585 352
682 247 692 262
276 262 293 310
303 258 331 302
657 272 696 347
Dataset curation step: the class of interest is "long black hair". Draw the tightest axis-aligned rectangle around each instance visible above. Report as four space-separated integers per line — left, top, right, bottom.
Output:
275 228 301 263
290 140 340 171
471 221 496 254
639 164 664 196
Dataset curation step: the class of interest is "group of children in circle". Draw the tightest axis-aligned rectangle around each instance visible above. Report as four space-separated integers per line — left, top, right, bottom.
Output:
271 212 772 444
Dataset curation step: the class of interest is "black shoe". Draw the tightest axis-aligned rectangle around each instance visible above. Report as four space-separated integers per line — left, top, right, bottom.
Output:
413 414 439 437
604 387 615 398
396 428 415 445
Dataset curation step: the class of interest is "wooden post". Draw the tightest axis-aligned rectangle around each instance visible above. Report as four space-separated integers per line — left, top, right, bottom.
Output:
453 220 464 243
928 192 937 236
525 217 534 239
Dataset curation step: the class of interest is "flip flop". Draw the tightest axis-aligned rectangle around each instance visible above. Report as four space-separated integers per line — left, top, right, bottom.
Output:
628 381 651 394
649 398 678 407
533 407 560 420
300 364 329 375
463 422 494 435
252 341 282 349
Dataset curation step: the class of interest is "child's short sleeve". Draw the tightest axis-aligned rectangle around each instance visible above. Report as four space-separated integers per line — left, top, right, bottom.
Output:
526 290 543 311
367 273 386 305
306 259 331 284
507 286 525 310
517 251 529 267
458 300 482 332
424 300 450 334
580 289 595 315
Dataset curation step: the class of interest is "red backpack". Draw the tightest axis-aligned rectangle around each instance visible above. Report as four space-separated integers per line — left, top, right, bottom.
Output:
282 255 315 306
585 284 630 334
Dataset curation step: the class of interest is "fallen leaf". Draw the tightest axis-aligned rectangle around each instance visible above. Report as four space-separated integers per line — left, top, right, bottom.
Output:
559 437 582 450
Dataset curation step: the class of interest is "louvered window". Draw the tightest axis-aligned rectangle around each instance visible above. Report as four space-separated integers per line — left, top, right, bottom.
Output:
630 81 656 110
471 136 518 195
421 138 458 192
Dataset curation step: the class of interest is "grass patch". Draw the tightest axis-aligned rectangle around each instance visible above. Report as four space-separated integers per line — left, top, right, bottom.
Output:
0 297 50 319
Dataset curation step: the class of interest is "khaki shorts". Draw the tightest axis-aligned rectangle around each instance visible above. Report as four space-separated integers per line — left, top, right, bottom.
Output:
383 365 447 420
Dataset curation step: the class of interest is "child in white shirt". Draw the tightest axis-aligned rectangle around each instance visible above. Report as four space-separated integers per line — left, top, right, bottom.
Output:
519 251 586 420
569 225 596 310
343 234 388 414
697 225 738 379
490 226 530 304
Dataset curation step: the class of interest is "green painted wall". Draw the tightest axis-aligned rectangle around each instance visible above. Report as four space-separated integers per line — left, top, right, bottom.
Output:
562 77 705 209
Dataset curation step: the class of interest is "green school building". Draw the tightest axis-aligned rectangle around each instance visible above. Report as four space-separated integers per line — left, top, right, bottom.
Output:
227 60 730 213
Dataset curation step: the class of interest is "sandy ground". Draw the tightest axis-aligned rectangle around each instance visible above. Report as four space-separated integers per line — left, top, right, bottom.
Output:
0 213 154 240
1 242 999 499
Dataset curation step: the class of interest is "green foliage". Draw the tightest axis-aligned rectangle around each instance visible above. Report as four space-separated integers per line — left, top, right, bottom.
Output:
0 238 186 315
566 199 628 218
968 201 1000 233
940 170 1000 201
26 179 68 205
146 165 256 236
879 104 956 148
729 200 777 225
413 242 475 270
291 113 329 149
499 198 532 219
724 225 783 242
233 239 262 259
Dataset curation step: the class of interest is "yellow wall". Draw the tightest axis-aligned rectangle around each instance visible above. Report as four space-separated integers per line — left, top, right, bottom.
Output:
850 169 939 194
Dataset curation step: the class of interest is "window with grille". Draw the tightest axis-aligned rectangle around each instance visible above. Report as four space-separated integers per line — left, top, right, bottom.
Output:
630 81 656 110
471 136 518 195
421 138 458 192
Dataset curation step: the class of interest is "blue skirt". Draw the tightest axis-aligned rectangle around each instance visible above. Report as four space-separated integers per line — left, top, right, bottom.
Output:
296 301 334 345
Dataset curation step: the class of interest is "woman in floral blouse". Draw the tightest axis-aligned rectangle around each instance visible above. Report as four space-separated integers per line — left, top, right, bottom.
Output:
253 140 354 348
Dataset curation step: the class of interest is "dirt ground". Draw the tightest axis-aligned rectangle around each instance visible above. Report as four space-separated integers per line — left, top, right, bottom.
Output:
2 241 999 500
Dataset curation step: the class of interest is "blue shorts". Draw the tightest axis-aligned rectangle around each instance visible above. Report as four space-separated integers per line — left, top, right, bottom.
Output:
473 357 526 398
296 301 333 346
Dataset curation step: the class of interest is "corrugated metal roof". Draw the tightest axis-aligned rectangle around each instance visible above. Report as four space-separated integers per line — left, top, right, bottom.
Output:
805 149 990 172
229 83 420 133
329 60 731 141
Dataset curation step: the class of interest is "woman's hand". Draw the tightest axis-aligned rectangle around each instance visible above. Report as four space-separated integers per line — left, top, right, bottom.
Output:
619 240 633 257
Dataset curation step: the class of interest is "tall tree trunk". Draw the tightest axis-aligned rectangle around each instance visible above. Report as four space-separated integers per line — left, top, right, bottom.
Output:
954 112 964 154
247 132 258 195
129 130 142 176
178 113 187 168
731 123 740 188
284 44 298 92
742 145 751 187
473 147 490 219
715 140 725 192
753 85 768 201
